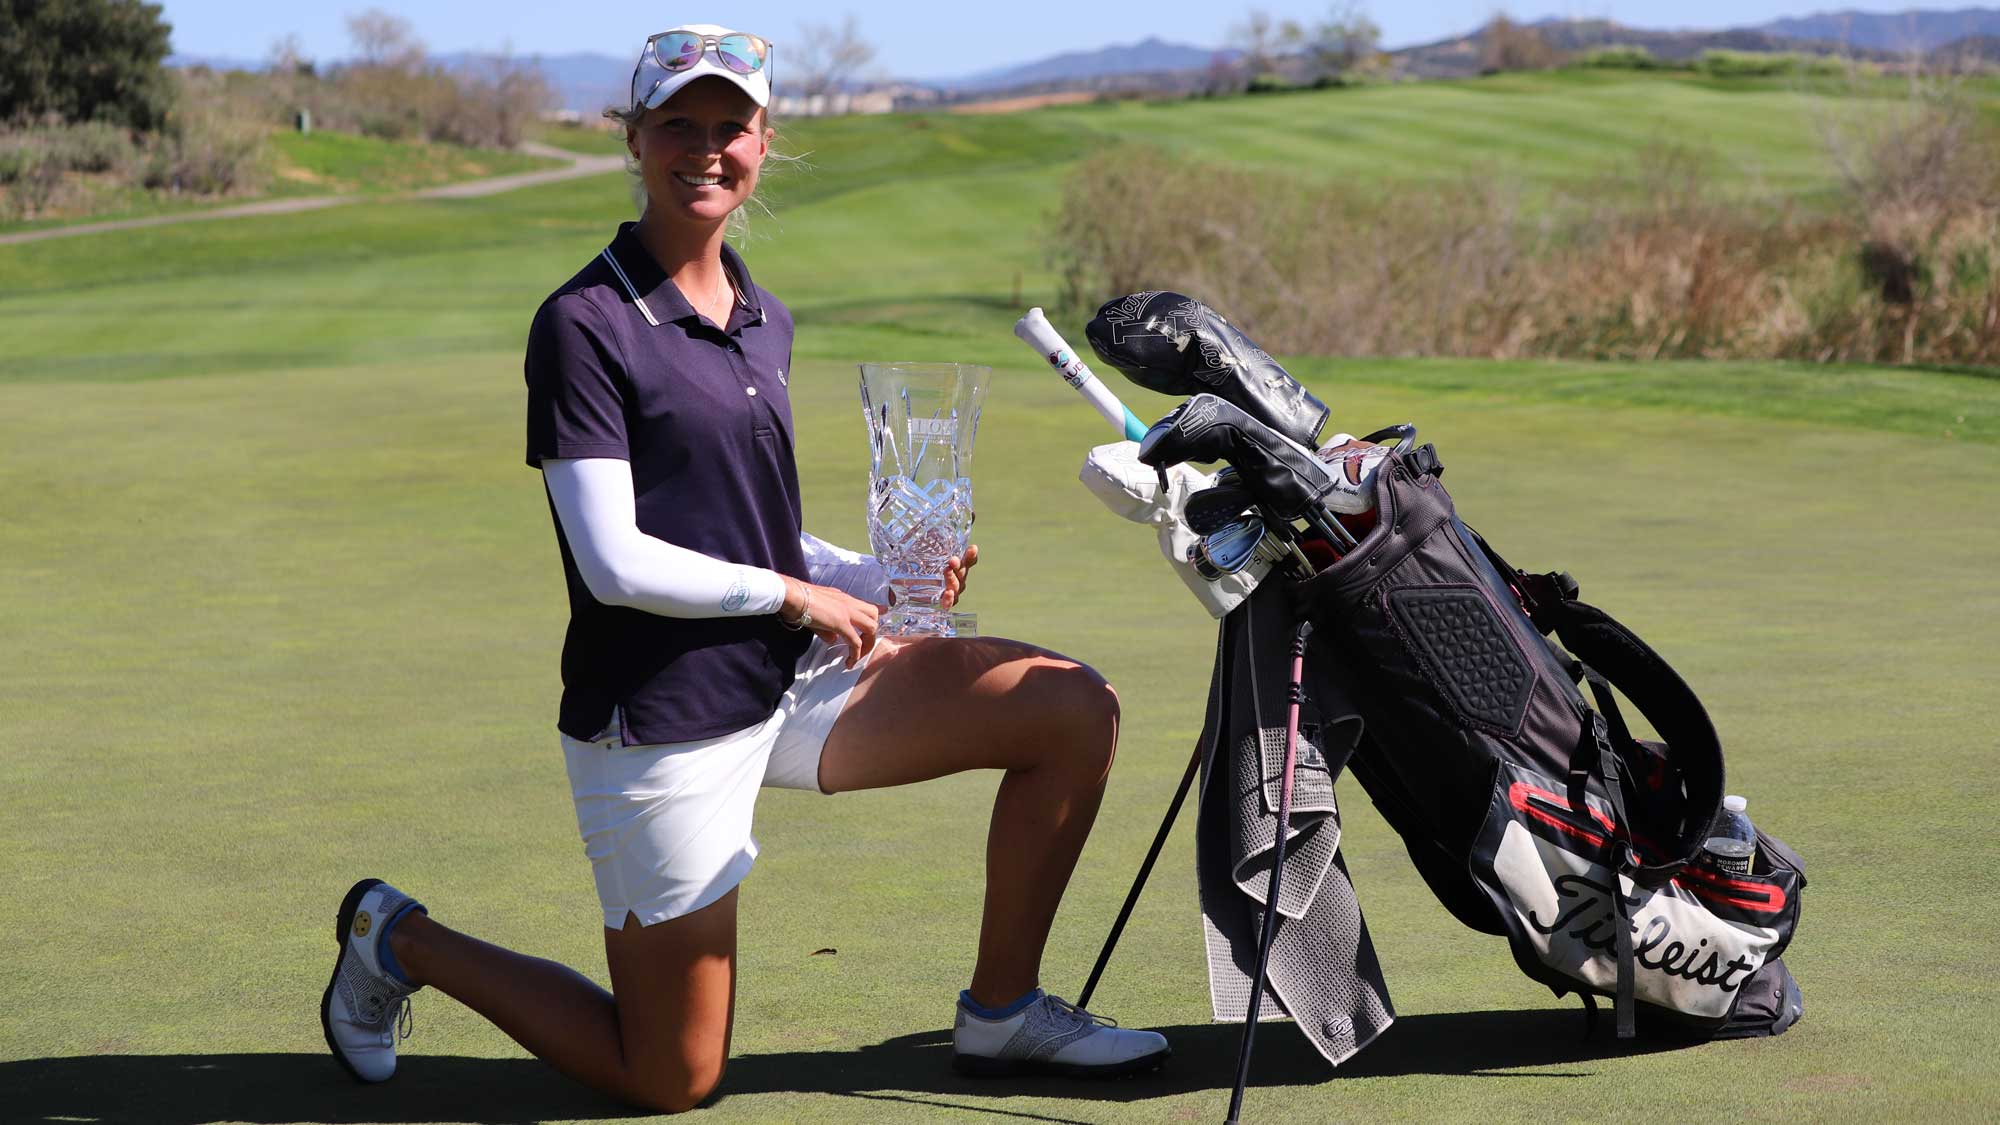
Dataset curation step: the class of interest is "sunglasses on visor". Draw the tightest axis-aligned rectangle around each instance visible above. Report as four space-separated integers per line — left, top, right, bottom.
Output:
644 27 768 82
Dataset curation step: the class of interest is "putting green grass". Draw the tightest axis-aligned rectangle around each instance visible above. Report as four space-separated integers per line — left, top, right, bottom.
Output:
3 71 1998 1123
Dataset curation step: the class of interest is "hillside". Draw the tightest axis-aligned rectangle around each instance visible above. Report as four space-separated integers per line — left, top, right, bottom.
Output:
2 70 1956 374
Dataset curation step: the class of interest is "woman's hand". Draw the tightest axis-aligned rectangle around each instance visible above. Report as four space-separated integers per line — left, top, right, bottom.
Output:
940 544 979 610
781 577 879 669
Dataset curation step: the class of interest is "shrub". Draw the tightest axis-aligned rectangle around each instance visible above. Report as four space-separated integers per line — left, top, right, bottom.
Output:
142 109 267 195
1698 50 1850 79
1570 45 1684 71
0 119 142 218
1481 16 1564 74
45 119 132 172
1046 133 2000 366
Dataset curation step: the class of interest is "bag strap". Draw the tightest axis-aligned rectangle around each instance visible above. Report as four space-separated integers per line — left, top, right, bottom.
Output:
1487 552 1726 875
1493 555 1727 1041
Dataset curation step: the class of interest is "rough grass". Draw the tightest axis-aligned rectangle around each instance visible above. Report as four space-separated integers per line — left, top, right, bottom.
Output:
2 69 1998 1123
264 129 559 195
0 128 561 234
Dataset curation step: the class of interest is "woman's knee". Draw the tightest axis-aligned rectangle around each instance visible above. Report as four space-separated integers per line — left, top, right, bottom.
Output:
629 1056 726 1115
1046 661 1120 777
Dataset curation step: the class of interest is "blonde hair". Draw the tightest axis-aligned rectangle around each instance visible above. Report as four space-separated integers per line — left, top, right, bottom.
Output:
600 101 805 239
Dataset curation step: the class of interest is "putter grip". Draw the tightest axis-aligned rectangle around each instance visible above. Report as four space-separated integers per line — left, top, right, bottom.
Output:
1013 307 1149 441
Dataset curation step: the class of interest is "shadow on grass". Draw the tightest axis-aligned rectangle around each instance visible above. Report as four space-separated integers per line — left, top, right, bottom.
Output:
4 1009 1686 1124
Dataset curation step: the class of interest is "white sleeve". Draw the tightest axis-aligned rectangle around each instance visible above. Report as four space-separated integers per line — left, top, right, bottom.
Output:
800 530 891 607
543 458 788 618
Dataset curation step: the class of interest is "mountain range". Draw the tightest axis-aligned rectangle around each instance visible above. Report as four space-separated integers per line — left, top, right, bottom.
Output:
1757 7 2000 50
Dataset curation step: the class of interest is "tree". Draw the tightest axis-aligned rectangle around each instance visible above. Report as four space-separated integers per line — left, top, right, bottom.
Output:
1307 2 1381 78
1480 14 1561 74
1231 9 1289 80
336 8 431 139
267 33 313 79
345 9 422 69
789 14 876 101
0 0 174 130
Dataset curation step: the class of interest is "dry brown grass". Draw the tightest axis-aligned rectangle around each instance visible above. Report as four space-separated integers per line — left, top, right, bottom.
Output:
1048 100 2000 367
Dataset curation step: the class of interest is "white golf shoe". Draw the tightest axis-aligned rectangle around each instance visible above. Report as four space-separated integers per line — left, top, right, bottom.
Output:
952 990 1171 1077
321 878 424 1083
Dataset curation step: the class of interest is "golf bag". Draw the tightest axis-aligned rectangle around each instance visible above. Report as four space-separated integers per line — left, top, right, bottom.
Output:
1290 444 1806 1040
1078 289 1806 1047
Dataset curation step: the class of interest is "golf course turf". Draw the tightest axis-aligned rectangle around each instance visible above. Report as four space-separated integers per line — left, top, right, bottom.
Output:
3 71 1997 1122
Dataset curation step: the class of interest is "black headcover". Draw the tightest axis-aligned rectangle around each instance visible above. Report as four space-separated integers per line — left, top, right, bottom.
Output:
1139 394 1337 521
1086 291 1329 450
1184 477 1257 535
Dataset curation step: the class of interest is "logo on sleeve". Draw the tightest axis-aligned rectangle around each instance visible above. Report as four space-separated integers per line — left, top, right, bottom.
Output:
777 368 787 386
722 575 751 613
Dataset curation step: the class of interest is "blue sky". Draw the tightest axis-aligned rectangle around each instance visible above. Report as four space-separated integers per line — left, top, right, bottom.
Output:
161 1 1953 78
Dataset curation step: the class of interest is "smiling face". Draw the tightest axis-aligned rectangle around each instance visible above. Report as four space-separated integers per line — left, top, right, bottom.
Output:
626 77 772 228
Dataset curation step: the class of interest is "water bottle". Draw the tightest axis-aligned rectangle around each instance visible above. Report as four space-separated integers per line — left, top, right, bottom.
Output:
1703 794 1757 876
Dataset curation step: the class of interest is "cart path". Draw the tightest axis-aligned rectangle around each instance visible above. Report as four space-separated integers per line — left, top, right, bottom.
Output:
0 142 625 247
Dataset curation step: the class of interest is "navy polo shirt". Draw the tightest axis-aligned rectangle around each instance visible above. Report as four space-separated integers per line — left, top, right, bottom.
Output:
524 222 811 745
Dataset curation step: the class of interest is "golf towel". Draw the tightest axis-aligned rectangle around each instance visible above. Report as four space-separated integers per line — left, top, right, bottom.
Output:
1195 580 1396 1065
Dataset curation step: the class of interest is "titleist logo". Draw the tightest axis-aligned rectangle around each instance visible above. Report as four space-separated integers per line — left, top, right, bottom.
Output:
1527 872 1757 992
1178 399 1219 432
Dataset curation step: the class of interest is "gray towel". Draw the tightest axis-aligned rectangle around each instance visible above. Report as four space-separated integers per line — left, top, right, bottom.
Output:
1196 581 1395 1065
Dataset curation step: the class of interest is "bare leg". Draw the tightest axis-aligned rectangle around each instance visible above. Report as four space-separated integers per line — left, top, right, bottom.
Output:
387 890 738 1114
817 636 1120 1008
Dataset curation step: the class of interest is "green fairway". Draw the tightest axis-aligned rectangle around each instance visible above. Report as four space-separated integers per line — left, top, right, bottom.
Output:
4 72 1998 1123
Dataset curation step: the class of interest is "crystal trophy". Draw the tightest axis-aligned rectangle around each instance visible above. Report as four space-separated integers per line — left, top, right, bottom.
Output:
858 362 991 637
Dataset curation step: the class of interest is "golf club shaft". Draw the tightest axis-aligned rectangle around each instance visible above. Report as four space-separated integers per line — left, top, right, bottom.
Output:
1077 744 1203 1011
1013 307 1149 441
1225 620 1312 1125
1306 508 1358 553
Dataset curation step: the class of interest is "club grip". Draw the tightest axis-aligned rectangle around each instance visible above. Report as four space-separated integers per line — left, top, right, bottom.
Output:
1014 307 1148 441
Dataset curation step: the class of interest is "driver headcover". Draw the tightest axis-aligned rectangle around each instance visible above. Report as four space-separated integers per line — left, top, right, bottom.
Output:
1085 291 1329 450
1138 394 1338 522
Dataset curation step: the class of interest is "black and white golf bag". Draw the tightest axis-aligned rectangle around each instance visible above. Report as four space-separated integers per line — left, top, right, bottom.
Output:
1080 290 1807 1044
1291 445 1806 1040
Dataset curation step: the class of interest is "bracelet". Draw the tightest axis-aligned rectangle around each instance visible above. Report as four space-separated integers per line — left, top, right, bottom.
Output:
781 581 813 631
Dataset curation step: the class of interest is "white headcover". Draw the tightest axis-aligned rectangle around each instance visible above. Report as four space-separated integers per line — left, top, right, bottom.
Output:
1079 441 1269 620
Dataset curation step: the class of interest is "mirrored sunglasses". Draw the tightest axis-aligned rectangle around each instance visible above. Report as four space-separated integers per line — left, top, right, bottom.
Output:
652 28 767 74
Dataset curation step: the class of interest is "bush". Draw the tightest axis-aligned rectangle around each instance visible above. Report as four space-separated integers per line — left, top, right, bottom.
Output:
1245 73 1301 95
0 119 142 219
142 110 267 195
0 119 133 177
1570 45 1685 72
1482 16 1564 74
1046 134 2000 367
1698 50 1850 79
0 134 67 218
46 119 132 172
1819 83 2000 361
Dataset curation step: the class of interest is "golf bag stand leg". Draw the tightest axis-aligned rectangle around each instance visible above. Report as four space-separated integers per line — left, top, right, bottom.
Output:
1077 744 1203 1010
1225 619 1312 1125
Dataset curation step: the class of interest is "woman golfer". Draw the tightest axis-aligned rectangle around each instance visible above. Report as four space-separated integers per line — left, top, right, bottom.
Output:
320 24 1168 1113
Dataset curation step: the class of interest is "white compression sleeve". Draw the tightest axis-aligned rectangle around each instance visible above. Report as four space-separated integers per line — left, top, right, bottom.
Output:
542 458 787 618
799 530 891 607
